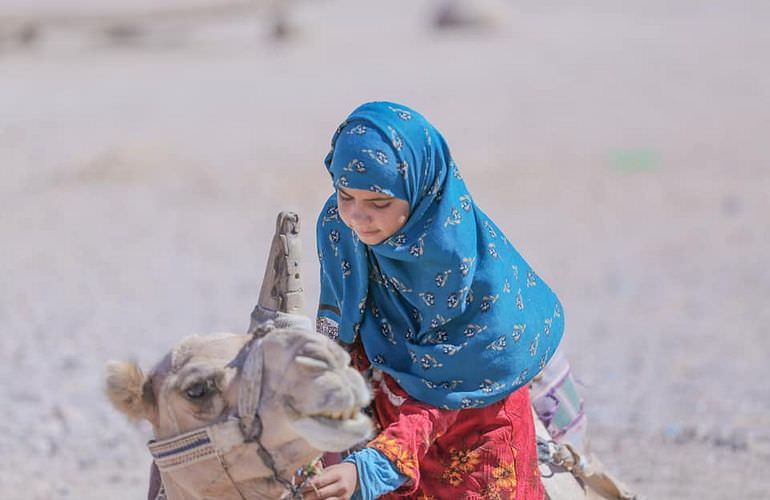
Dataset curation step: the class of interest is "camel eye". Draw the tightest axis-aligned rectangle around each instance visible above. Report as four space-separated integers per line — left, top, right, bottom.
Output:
185 380 214 399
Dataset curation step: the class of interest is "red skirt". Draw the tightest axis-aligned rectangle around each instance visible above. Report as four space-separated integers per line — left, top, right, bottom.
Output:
366 372 544 500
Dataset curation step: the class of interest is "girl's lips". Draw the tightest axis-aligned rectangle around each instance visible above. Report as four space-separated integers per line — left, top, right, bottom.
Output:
358 229 380 236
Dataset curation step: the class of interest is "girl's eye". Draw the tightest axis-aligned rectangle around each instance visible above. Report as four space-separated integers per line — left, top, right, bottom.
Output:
372 202 392 209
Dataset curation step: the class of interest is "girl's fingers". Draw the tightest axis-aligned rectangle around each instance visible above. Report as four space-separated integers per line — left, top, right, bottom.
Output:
302 463 356 499
308 473 337 489
302 481 343 500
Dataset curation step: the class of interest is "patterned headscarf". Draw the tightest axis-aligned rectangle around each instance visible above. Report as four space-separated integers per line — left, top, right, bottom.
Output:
316 102 564 410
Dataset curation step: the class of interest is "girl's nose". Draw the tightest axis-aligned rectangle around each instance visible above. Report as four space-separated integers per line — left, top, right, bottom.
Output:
348 206 370 224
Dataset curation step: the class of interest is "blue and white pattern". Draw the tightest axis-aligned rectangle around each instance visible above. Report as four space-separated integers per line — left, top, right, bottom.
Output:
316 101 564 410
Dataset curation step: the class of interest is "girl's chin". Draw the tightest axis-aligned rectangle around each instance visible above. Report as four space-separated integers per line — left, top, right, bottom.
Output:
356 231 385 245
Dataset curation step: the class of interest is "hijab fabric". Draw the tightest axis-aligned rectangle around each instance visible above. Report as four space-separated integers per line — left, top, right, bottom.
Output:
316 102 564 410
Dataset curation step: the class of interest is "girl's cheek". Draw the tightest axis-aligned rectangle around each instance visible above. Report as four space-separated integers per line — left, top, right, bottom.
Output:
336 199 349 224
339 210 351 228
338 205 356 229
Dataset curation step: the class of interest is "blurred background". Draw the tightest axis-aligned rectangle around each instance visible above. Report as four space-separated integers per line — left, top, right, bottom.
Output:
1 0 768 498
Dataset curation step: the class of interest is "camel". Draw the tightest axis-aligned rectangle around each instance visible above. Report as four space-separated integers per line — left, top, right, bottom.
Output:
105 213 373 499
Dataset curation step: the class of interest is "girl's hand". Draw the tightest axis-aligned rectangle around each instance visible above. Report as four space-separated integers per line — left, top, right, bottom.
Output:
303 462 358 500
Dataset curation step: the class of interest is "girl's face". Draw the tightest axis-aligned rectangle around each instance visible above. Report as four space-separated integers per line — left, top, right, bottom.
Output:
337 187 410 245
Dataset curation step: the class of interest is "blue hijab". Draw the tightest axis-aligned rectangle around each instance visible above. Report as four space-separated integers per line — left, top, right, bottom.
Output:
316 102 564 410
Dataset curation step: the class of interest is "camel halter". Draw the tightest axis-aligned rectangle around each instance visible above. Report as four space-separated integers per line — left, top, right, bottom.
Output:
147 310 316 500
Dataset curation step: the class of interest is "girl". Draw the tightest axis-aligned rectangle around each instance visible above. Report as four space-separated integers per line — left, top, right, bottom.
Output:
309 102 564 500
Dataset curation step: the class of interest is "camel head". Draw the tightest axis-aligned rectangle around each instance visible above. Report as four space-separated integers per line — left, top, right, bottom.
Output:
105 212 371 498
105 324 372 499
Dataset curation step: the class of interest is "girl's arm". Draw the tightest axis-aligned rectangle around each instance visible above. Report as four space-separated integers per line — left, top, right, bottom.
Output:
361 396 459 496
307 399 458 499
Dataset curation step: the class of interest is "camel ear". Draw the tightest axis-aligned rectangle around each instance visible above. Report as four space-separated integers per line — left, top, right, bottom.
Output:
105 360 152 421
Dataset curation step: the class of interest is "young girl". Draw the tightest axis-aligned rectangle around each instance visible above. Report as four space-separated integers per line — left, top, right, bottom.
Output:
309 102 565 500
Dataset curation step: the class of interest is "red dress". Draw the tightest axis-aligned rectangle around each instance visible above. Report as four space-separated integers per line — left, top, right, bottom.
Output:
351 343 544 500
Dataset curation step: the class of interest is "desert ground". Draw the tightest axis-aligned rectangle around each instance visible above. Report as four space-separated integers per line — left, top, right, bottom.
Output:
1 1 768 498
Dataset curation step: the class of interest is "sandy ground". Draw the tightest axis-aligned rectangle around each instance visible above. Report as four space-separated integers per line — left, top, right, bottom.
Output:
1 1 769 498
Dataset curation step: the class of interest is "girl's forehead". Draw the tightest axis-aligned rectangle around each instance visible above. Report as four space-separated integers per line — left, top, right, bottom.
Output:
338 186 401 201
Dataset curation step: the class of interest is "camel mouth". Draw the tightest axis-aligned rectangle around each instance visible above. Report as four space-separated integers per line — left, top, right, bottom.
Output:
290 410 373 452
309 407 361 421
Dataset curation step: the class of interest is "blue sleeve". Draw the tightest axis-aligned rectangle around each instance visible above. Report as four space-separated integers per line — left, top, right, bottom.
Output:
344 448 408 500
